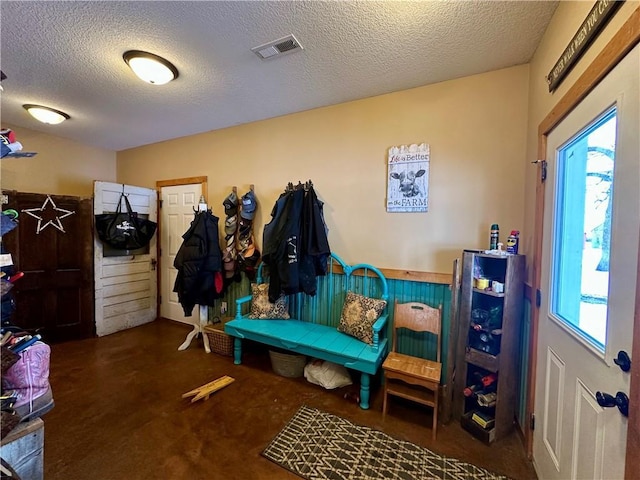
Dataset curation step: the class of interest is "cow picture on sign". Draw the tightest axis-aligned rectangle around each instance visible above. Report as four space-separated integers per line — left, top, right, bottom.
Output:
386 143 430 213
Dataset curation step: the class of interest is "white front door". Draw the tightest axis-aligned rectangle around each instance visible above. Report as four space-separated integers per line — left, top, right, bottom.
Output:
94 181 158 336
533 46 639 479
159 183 202 324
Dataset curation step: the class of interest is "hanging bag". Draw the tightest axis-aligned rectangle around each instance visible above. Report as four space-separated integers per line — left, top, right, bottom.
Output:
95 193 157 250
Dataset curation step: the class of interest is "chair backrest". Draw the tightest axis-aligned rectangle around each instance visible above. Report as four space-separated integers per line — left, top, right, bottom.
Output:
392 300 442 362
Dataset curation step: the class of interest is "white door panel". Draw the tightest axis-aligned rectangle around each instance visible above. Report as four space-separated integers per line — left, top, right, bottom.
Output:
160 183 202 323
534 45 639 480
94 181 158 336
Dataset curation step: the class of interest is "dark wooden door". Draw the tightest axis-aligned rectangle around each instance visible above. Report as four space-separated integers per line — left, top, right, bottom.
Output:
2 191 94 342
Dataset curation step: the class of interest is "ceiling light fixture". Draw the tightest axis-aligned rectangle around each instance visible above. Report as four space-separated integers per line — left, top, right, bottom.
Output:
23 104 70 125
123 50 179 85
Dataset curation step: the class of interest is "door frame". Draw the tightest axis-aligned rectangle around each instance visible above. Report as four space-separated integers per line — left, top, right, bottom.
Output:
527 7 640 475
155 176 208 318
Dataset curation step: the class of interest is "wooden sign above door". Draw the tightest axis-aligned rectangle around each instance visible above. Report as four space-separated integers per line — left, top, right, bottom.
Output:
546 0 623 93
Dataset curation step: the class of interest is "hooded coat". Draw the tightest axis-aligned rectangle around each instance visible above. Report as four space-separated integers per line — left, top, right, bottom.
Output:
173 211 223 316
262 184 330 301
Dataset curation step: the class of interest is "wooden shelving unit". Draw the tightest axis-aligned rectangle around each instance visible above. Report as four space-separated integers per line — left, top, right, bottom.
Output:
452 250 525 444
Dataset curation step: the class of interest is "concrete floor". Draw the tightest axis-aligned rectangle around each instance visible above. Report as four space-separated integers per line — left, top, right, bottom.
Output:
43 319 537 479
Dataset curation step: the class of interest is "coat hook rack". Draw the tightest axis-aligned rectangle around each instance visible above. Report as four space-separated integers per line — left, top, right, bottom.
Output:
250 184 254 192
232 186 237 195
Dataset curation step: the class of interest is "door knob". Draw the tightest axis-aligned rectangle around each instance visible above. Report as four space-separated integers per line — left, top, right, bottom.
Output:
595 391 629 417
613 350 631 372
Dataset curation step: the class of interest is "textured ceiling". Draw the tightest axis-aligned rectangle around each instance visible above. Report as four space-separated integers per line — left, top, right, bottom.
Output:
0 1 558 152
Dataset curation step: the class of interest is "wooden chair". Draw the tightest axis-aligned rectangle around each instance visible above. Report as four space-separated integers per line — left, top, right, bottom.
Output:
382 301 442 440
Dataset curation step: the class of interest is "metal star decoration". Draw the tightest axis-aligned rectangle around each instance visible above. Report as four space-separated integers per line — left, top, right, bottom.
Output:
21 195 75 234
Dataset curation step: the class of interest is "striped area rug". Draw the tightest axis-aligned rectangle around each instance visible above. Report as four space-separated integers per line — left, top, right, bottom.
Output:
262 405 509 480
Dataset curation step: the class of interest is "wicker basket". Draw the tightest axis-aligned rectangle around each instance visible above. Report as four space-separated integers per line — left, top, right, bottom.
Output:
269 350 307 378
204 321 233 356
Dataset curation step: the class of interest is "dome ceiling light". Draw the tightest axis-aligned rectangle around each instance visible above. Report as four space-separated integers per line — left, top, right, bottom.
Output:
23 104 70 125
123 50 179 85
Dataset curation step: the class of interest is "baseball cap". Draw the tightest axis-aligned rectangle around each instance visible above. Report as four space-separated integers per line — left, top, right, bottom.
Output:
240 190 257 220
242 247 261 268
238 217 252 236
224 215 237 236
223 192 238 216
223 247 236 278
225 235 236 252
242 243 256 258
237 246 261 281
238 234 254 253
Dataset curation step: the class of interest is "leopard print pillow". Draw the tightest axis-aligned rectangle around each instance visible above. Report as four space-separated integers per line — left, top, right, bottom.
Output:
249 283 290 319
337 291 387 344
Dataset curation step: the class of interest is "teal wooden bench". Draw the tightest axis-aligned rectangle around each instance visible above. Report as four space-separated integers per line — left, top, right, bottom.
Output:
224 253 389 409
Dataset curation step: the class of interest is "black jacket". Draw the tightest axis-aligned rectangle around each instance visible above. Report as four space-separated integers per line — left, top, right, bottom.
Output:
263 185 330 301
173 211 223 316
300 185 330 294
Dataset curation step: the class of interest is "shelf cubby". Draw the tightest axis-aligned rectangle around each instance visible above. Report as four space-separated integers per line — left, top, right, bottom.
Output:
453 250 525 443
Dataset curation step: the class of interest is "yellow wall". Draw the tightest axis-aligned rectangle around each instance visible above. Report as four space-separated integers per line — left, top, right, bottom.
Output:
522 1 639 280
4 2 636 275
0 123 116 197
118 65 529 273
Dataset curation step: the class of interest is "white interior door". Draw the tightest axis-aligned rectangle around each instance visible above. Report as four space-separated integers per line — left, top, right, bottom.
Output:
533 45 639 480
159 183 202 324
94 181 158 336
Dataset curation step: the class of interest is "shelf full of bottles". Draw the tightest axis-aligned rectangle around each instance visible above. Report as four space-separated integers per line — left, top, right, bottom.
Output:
454 250 525 444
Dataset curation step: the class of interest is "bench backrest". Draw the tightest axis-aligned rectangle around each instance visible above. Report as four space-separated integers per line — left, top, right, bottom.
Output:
255 252 389 328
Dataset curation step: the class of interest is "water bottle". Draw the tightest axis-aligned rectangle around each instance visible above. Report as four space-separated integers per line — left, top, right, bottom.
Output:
490 224 499 250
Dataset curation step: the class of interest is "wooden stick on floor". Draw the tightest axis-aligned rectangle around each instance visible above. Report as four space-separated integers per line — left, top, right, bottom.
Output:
182 375 235 403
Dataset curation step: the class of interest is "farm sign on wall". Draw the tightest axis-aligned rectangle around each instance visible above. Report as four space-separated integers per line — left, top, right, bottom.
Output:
386 143 430 213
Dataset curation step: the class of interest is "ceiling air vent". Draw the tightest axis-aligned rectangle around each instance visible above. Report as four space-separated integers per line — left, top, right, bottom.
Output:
251 34 303 60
